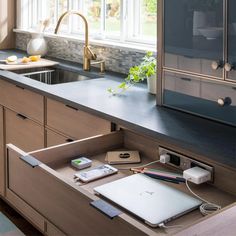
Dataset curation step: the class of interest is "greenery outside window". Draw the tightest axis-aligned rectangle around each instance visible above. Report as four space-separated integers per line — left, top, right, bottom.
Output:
17 0 157 47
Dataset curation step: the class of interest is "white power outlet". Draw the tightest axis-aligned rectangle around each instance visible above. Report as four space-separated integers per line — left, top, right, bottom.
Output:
159 147 214 182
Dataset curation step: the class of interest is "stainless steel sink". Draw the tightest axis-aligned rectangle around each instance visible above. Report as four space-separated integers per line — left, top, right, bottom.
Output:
13 67 99 85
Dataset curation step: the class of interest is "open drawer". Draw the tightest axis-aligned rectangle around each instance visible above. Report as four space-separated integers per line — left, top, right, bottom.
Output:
5 130 236 236
6 131 149 236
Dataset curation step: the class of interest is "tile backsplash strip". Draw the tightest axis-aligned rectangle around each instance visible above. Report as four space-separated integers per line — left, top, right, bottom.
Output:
16 32 147 74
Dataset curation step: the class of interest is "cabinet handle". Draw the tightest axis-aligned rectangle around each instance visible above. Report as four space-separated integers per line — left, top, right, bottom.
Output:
66 138 74 142
17 113 27 120
65 104 78 111
20 155 41 168
180 77 191 82
217 97 232 107
211 61 221 70
224 63 233 72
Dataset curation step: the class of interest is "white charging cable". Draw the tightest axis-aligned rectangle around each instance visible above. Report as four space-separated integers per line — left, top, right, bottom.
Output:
186 180 221 216
158 222 183 229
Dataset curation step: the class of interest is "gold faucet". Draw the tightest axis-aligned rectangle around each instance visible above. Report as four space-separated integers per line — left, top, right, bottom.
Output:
54 11 105 72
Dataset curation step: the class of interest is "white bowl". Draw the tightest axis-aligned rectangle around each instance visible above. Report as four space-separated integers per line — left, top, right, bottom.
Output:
198 27 223 40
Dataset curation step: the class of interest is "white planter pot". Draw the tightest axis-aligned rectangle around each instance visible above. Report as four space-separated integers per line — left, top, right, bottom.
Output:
147 74 157 95
27 33 48 56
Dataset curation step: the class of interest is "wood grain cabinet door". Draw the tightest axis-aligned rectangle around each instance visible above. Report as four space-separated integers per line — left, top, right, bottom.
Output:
47 98 111 139
46 129 75 147
0 80 44 123
5 109 44 152
0 106 4 195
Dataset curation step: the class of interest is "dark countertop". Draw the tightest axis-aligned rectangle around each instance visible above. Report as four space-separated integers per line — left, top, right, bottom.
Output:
0 49 236 169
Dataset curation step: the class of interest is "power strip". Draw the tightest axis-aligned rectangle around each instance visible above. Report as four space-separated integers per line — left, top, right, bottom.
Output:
159 147 214 182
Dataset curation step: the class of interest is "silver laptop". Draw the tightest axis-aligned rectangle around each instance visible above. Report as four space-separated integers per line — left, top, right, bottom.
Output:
94 174 202 227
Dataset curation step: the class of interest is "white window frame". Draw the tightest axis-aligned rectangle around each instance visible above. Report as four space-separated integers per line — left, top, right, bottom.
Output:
16 0 157 47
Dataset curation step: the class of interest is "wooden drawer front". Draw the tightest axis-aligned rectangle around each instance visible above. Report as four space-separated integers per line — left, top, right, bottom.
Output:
6 137 144 236
0 79 44 123
6 189 45 232
46 221 66 236
46 129 75 147
5 109 44 152
201 81 236 106
0 106 4 195
47 98 111 139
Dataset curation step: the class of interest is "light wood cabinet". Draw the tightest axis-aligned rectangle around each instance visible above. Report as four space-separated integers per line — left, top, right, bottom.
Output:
47 98 111 139
5 109 44 152
6 132 145 236
5 130 236 236
0 106 4 195
0 80 44 123
46 129 75 147
0 0 15 49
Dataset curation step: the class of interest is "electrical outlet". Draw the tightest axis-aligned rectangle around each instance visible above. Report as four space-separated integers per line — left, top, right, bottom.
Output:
159 147 214 182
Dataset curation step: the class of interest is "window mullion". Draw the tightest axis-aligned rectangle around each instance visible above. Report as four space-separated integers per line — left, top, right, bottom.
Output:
101 0 106 36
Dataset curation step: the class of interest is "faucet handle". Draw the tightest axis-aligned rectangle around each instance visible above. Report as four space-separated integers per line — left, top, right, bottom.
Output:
86 46 97 60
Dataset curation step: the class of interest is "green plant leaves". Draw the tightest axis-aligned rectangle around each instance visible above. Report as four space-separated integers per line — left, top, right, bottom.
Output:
108 51 156 95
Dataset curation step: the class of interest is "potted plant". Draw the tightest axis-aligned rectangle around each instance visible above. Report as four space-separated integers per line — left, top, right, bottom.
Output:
108 51 157 95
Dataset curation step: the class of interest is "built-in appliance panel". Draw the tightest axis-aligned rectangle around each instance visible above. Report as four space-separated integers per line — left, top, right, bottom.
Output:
163 71 236 126
164 0 223 78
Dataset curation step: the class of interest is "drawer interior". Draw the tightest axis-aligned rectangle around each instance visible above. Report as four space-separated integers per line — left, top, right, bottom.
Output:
7 130 236 235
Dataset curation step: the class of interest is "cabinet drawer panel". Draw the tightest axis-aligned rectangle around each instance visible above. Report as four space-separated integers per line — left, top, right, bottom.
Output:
46 129 75 147
201 81 236 105
0 106 3 195
47 98 111 139
6 139 144 236
0 79 44 123
5 109 44 152
163 71 236 126
46 221 66 236
6 189 45 232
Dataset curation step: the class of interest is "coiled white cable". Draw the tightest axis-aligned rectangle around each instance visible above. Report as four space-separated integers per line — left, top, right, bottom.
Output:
186 180 221 216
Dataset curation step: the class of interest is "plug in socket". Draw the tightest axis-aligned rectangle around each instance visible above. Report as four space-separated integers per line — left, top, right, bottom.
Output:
159 147 214 182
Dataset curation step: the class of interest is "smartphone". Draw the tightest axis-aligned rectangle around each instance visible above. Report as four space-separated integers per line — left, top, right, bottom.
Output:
74 164 118 183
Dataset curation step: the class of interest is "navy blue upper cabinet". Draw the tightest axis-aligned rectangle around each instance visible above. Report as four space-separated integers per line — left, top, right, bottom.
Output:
164 0 224 78
227 0 236 82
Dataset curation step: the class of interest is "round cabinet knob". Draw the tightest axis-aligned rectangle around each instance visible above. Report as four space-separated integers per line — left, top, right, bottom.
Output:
224 63 233 72
211 61 221 70
217 97 232 107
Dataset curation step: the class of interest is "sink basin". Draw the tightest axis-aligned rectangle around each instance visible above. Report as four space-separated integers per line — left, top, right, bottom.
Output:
13 67 100 85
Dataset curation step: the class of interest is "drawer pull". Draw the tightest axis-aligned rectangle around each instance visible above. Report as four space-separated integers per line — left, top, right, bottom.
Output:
65 104 78 111
217 97 232 107
17 113 27 120
90 199 121 219
224 63 233 72
180 77 191 82
66 138 74 142
211 61 222 70
20 155 41 168
15 85 25 90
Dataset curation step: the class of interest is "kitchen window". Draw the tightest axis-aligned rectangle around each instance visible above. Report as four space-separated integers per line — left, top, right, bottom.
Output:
17 0 157 47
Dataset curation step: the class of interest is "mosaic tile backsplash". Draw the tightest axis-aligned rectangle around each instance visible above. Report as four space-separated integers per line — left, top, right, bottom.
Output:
16 32 148 74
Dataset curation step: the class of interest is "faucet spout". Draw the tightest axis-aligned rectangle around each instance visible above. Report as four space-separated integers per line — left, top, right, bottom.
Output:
54 10 100 71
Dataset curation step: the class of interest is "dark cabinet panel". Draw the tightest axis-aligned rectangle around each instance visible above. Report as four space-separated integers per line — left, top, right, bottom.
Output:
226 0 236 81
163 71 236 126
164 0 224 78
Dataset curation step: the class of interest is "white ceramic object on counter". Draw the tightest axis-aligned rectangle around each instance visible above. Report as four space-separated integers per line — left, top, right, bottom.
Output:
27 33 48 56
147 74 157 95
